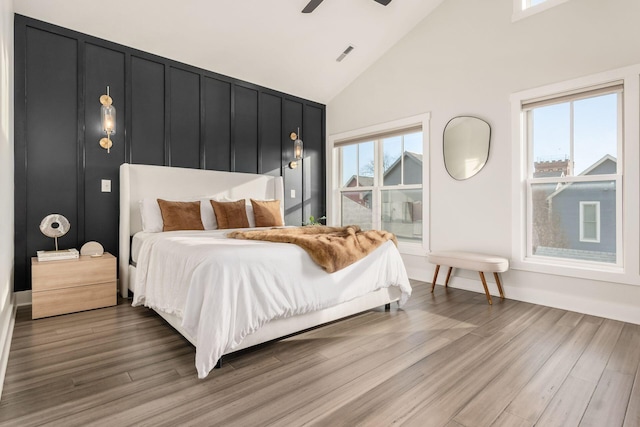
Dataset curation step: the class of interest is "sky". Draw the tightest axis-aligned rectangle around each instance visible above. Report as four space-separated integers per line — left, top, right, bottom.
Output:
341 132 422 187
531 92 618 176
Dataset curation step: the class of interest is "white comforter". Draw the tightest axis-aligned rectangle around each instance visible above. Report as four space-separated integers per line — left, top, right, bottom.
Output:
132 228 411 378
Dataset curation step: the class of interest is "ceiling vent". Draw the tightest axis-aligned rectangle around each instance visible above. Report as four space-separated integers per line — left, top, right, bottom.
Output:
336 45 355 62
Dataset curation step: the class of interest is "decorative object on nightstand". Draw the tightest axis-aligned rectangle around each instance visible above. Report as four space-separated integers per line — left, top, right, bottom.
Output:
31 252 117 319
80 241 105 257
37 214 79 261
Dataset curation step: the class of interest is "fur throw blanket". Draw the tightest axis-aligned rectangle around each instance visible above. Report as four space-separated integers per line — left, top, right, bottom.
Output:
227 225 397 273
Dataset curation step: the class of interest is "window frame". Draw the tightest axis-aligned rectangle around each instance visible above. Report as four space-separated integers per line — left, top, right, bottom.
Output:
512 0 570 22
579 201 600 243
327 113 430 256
523 87 622 265
510 65 640 286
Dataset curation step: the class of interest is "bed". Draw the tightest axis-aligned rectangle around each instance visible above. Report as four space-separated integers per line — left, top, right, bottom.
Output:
119 163 412 378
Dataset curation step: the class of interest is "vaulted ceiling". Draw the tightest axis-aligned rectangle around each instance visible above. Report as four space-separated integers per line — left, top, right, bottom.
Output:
15 0 444 103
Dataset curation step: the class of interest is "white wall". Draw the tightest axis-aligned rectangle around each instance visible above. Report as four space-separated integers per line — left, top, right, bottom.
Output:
0 0 15 399
327 0 640 323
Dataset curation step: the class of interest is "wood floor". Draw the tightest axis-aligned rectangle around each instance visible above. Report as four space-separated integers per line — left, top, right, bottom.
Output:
1 281 639 426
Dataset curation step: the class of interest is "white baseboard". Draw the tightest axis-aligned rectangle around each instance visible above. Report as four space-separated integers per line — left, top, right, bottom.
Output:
0 292 16 401
405 262 640 326
14 290 31 306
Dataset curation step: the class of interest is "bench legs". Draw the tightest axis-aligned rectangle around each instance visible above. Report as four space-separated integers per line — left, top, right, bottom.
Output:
432 265 505 305
444 267 453 287
494 272 505 298
479 272 492 305
431 265 454 293
430 265 440 292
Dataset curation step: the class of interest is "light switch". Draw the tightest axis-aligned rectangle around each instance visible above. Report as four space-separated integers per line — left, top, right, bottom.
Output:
101 179 111 193
290 189 296 198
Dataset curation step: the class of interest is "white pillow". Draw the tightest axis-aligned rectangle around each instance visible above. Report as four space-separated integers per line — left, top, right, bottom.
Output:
200 198 217 230
139 199 164 232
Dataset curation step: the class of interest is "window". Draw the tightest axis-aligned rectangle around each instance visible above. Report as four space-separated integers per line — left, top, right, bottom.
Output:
339 131 423 243
523 84 621 265
512 66 639 285
514 80 625 269
328 113 430 254
513 0 569 21
579 202 600 243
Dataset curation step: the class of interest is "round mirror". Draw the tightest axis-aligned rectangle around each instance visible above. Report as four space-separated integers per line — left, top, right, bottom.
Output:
443 116 491 180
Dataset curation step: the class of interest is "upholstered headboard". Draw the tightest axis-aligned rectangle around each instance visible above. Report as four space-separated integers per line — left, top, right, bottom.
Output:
119 163 284 297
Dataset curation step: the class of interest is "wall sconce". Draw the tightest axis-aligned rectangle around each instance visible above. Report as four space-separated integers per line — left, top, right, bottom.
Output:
289 127 303 169
99 86 116 153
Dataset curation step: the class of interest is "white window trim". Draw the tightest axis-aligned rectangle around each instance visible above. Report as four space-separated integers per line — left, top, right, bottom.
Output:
327 113 431 256
579 201 600 243
512 0 570 22
510 64 640 286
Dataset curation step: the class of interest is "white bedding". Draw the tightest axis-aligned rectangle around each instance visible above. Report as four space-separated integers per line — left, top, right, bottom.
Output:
131 229 412 378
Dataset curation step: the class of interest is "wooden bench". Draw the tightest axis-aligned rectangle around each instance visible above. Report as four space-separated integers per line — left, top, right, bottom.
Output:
427 251 509 305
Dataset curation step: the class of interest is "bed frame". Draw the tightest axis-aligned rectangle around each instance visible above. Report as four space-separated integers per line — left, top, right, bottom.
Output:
119 163 400 355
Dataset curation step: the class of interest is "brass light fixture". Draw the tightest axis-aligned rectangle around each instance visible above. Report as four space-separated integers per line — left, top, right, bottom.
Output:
99 86 116 153
289 127 303 169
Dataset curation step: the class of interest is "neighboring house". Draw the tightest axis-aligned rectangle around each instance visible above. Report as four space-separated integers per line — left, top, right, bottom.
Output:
383 151 423 186
342 151 422 213
381 152 423 227
540 155 617 261
343 175 374 207
342 152 423 238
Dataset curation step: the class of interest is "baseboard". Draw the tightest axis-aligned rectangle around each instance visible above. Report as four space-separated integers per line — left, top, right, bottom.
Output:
405 262 640 326
0 292 16 401
14 290 31 306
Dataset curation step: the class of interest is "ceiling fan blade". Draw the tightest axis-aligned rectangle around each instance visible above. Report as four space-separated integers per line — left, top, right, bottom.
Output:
302 0 324 13
373 0 392 5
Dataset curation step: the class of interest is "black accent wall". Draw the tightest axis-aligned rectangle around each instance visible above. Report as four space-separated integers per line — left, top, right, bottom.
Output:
14 15 326 292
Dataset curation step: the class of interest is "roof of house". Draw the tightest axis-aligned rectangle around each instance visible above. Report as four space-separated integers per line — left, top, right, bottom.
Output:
385 151 423 174
547 154 617 200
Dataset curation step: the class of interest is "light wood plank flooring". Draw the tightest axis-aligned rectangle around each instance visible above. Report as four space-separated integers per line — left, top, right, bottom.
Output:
1 281 639 426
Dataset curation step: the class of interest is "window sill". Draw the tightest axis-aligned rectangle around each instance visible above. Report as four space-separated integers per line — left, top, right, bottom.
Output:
510 256 638 286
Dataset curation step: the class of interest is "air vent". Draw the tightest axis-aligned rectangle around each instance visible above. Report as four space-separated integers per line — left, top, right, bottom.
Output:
336 45 355 62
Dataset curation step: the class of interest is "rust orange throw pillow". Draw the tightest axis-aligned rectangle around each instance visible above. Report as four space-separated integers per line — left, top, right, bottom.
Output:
157 199 204 231
250 199 283 227
210 199 250 229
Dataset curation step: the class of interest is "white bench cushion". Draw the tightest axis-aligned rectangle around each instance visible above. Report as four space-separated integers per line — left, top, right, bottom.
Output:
427 251 509 273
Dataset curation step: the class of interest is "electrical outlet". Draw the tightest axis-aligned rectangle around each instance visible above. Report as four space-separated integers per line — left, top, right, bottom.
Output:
290 189 296 198
101 179 111 193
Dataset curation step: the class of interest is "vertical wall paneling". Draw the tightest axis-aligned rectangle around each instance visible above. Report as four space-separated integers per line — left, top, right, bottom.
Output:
13 16 28 292
76 41 86 246
124 52 133 164
130 56 165 165
84 43 125 258
234 85 259 173
199 75 206 169
203 77 232 171
303 105 325 221
283 99 304 226
22 27 78 291
14 15 325 291
260 93 282 177
169 67 200 169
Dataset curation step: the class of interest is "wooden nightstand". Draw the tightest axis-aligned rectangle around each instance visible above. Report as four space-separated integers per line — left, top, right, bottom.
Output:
31 252 117 319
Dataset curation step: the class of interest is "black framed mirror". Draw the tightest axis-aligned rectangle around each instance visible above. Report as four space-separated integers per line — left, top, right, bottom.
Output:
443 116 491 180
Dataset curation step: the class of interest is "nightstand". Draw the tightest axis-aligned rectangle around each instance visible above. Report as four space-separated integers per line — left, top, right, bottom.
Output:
31 252 117 319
